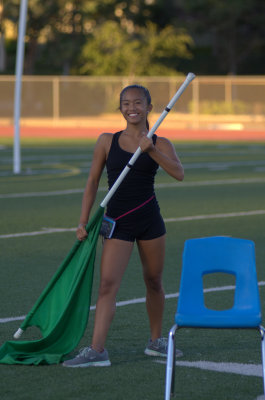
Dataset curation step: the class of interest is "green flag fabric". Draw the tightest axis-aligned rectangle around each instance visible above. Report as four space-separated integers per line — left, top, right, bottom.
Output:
0 206 104 365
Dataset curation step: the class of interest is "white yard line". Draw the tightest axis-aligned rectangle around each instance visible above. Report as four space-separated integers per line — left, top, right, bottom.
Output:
165 210 265 222
0 189 85 198
183 160 265 170
155 359 263 378
156 177 265 188
1 209 265 239
2 283 265 384
1 282 265 324
0 227 76 239
1 177 265 199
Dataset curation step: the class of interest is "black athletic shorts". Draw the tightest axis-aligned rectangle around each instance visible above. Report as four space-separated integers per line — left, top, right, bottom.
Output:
107 197 166 242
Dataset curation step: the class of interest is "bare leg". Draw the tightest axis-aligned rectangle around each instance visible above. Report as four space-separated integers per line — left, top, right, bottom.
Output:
137 235 166 341
91 238 134 352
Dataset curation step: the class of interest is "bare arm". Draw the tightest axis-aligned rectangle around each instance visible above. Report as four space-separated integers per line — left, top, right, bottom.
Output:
139 135 184 181
77 133 112 240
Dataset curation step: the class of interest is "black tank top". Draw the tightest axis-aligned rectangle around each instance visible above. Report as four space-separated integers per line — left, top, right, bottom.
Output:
106 131 159 217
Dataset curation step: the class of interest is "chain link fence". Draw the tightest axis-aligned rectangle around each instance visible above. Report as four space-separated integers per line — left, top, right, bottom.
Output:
0 75 264 129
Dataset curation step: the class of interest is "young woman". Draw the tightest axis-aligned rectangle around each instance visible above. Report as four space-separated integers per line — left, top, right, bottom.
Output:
63 85 184 367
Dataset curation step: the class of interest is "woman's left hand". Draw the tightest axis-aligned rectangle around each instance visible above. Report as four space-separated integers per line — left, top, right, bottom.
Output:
139 134 155 153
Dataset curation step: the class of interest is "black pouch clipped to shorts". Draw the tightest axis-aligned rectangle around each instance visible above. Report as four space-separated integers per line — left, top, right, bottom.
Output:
99 215 116 239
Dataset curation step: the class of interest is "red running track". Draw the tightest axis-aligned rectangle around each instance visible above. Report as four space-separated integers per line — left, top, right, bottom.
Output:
1 126 265 141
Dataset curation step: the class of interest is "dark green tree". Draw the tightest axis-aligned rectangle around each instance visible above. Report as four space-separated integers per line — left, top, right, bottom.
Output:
76 20 193 76
3 0 265 75
173 0 265 74
0 0 6 71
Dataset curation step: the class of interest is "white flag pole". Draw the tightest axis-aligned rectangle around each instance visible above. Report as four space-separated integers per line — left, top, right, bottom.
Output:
13 0 28 174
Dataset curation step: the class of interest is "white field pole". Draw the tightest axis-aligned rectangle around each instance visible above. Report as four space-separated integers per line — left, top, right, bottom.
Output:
13 0 28 174
100 72 196 208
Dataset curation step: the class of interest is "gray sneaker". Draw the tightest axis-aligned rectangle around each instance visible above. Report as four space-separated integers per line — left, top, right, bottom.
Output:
62 347 111 367
144 337 183 358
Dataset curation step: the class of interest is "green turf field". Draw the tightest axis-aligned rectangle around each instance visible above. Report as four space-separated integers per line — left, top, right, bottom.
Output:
1 140 265 400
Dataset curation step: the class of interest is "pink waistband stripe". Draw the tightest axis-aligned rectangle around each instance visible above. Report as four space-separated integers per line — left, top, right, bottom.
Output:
115 195 155 221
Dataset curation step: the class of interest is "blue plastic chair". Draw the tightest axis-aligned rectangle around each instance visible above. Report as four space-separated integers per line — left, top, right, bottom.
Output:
165 236 265 400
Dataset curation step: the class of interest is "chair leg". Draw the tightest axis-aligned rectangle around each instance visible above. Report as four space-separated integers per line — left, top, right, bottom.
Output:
259 325 265 397
165 324 178 400
171 334 176 397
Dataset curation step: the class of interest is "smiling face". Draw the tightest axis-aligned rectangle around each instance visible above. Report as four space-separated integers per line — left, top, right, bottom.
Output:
120 88 152 126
